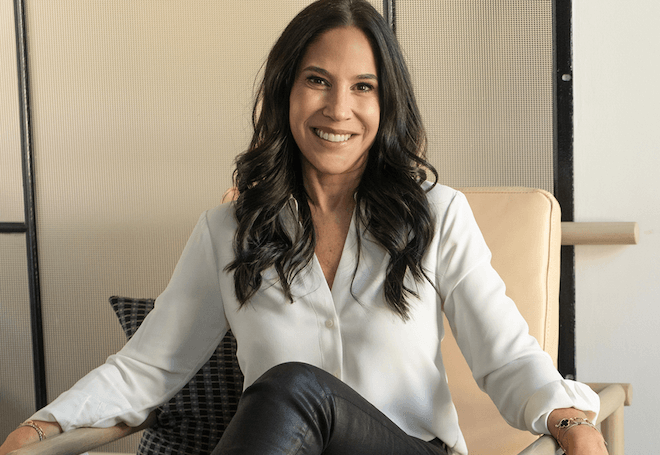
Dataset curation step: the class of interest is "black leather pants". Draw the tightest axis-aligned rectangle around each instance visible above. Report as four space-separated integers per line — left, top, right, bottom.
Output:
211 362 448 455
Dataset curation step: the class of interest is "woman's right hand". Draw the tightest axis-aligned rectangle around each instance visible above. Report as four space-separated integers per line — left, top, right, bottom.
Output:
0 421 62 455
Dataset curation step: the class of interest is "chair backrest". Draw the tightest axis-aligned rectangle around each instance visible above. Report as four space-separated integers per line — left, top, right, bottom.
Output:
445 187 562 454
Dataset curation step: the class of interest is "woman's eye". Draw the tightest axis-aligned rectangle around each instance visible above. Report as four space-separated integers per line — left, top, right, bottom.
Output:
307 76 328 86
355 82 375 92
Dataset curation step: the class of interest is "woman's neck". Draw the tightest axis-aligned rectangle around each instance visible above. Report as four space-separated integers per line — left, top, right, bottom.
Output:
303 170 361 215
303 171 359 289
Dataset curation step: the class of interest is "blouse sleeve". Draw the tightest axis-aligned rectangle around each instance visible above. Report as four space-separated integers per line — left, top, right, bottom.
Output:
30 211 229 431
436 190 599 434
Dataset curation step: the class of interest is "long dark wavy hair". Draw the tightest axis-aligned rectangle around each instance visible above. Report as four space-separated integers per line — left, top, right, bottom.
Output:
227 0 438 320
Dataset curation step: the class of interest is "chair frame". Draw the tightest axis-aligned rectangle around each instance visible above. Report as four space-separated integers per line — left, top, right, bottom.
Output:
9 383 631 455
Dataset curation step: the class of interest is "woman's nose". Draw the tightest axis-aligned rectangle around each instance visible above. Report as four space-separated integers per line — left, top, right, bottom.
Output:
322 88 351 121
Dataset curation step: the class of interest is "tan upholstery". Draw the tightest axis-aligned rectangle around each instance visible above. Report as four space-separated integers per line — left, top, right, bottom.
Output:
444 187 561 454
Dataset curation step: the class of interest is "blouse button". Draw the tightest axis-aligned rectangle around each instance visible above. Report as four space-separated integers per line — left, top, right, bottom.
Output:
325 319 335 328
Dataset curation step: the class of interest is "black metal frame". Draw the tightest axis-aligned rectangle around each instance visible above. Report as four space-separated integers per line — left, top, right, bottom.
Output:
12 0 47 409
553 0 577 380
8 0 575 410
0 222 27 233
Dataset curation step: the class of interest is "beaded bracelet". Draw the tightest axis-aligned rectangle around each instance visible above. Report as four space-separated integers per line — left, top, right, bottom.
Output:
18 420 46 441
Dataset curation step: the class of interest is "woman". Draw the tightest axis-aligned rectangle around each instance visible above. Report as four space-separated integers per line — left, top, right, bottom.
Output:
1 1 607 454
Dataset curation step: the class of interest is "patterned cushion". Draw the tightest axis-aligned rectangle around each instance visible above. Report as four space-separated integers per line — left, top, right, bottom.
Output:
109 296 244 455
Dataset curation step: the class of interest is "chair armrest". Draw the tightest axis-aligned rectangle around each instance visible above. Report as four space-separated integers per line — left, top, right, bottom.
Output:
518 383 632 455
586 383 633 417
517 434 559 455
587 383 632 455
9 413 156 455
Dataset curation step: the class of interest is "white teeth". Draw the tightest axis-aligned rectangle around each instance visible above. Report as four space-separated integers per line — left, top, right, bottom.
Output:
314 128 351 143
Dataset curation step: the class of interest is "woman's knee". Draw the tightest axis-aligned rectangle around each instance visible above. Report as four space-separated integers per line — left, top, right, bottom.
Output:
239 362 336 423
249 362 326 395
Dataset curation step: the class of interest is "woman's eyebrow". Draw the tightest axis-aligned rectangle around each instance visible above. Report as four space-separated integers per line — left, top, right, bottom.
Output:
357 73 378 81
301 65 378 81
300 65 330 76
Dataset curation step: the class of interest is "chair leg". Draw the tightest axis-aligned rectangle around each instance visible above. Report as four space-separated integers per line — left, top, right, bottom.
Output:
600 405 625 455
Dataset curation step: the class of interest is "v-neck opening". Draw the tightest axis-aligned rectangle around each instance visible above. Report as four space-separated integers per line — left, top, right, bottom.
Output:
311 209 358 297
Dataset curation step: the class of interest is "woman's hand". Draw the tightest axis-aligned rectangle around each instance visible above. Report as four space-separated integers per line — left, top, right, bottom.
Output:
560 425 609 454
548 408 608 455
0 420 62 455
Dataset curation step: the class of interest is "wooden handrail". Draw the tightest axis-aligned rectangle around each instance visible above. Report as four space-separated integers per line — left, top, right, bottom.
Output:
561 222 639 245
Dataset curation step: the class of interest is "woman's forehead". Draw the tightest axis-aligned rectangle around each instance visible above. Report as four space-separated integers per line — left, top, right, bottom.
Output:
299 27 377 77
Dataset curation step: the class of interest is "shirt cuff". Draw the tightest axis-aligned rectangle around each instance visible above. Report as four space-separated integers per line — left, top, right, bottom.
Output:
524 379 600 435
29 389 140 432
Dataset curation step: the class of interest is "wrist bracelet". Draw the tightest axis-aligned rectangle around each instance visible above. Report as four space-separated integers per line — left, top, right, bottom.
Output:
18 420 46 441
554 417 604 453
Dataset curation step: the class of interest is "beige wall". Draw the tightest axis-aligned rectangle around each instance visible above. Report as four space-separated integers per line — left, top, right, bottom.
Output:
573 0 660 453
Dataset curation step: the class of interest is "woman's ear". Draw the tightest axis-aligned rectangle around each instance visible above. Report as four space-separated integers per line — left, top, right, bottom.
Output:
222 187 240 203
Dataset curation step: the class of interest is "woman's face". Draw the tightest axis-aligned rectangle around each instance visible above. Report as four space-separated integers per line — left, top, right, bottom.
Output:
289 26 380 181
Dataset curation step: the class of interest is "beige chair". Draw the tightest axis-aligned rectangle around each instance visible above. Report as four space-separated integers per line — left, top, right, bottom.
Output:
10 187 631 455
449 188 631 454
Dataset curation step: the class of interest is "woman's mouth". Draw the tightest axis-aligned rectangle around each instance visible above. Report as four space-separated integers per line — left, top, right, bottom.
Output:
314 128 352 143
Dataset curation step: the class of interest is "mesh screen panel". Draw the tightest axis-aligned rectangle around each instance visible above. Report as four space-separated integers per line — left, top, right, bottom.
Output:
397 0 555 192
0 0 34 438
0 235 36 437
1 0 24 223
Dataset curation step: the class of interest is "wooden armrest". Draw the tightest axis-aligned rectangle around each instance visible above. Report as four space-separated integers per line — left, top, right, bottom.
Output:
587 383 632 455
9 413 156 455
561 222 639 245
586 383 633 410
518 383 632 455
517 434 559 455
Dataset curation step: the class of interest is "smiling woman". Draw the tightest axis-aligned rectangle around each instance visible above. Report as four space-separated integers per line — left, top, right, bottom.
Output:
1 1 605 455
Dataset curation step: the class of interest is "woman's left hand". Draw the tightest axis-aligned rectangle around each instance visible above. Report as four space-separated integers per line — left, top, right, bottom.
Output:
560 424 609 455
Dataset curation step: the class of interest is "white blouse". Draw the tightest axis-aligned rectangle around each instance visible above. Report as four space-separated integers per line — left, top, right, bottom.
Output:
33 183 599 455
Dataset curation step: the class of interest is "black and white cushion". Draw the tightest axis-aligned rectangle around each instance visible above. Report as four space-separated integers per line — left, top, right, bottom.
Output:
109 296 244 455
